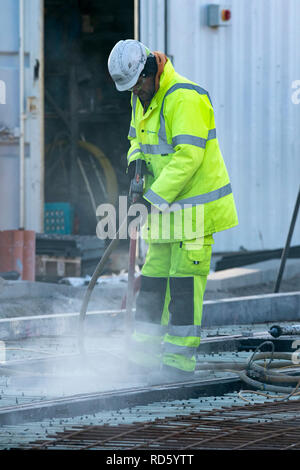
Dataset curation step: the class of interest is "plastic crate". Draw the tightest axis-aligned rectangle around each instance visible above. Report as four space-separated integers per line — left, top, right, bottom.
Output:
44 203 74 234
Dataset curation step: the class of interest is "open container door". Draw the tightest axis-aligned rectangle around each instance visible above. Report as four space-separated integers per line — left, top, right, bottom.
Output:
0 0 44 233
0 0 44 281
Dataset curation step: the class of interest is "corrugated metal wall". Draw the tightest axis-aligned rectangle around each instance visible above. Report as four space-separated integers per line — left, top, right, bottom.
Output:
0 0 21 230
140 0 300 252
0 0 44 232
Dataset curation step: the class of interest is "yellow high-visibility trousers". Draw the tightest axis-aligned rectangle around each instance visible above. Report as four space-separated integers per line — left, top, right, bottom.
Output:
129 237 213 372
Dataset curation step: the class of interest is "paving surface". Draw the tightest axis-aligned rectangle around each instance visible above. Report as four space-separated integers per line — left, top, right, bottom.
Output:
206 259 300 292
0 262 299 319
0 393 281 450
204 272 300 300
0 332 244 401
0 277 126 319
0 257 298 450
0 321 299 450
0 326 289 403
20 398 300 450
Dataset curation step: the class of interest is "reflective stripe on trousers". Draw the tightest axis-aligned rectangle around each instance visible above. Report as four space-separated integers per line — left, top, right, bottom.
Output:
130 241 212 372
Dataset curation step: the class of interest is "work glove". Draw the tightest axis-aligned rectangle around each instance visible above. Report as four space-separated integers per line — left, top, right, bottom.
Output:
127 159 149 180
127 159 152 211
138 195 152 212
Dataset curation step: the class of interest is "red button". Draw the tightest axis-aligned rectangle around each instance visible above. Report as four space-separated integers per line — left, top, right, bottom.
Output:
221 9 231 21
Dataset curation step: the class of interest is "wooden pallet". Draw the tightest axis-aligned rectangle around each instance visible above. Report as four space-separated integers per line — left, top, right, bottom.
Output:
35 255 81 277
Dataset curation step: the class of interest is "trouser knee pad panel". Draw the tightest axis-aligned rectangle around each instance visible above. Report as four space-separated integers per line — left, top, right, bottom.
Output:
169 277 194 325
135 275 168 323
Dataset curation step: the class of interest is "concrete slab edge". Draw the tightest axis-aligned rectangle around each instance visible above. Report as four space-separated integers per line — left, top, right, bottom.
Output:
206 259 300 291
0 280 125 301
202 291 300 327
1 258 299 300
0 292 299 341
0 376 241 425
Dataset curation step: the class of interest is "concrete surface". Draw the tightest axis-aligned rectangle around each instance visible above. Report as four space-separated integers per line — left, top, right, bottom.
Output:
0 257 299 340
0 291 299 341
206 258 300 291
0 258 299 303
202 291 300 327
0 277 127 319
0 389 287 450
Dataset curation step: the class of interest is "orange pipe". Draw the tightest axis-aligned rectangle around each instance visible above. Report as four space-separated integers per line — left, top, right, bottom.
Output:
0 230 35 281
23 230 35 281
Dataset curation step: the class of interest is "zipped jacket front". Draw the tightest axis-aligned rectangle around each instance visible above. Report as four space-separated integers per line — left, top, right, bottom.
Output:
127 59 238 242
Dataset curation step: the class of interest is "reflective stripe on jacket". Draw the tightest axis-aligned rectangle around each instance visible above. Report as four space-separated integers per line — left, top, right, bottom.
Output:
127 59 238 242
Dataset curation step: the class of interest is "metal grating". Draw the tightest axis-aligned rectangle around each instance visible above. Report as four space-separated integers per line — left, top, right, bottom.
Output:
26 399 300 450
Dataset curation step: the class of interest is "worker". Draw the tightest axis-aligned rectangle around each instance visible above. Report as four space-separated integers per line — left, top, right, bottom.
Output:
107 39 238 381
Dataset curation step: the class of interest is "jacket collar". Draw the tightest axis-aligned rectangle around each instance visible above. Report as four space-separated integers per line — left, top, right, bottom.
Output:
141 59 176 115
154 59 175 100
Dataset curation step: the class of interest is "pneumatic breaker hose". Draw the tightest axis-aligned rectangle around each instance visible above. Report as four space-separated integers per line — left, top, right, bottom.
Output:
196 341 300 402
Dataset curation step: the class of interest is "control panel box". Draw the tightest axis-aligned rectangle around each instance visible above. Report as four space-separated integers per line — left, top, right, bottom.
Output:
207 4 232 27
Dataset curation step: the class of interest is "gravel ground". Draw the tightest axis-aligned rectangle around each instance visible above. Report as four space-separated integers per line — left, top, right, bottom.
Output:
0 278 127 319
0 271 298 319
204 273 300 300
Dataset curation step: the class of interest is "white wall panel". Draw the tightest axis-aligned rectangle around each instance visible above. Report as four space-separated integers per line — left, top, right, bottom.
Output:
140 0 300 252
140 0 166 51
0 0 44 232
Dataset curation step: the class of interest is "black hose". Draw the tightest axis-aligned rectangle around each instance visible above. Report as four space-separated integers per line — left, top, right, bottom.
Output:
78 216 128 356
247 352 295 362
249 362 300 383
78 158 144 360
247 341 275 371
274 186 300 292
196 347 300 397
236 370 298 394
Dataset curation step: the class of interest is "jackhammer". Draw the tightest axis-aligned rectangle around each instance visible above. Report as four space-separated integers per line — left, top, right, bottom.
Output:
78 159 144 355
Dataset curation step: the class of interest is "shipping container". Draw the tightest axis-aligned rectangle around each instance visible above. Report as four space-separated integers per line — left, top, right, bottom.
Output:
139 0 300 251
0 0 299 252
0 0 44 232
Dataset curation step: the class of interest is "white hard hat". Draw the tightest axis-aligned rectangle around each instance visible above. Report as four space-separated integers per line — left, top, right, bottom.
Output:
108 39 150 91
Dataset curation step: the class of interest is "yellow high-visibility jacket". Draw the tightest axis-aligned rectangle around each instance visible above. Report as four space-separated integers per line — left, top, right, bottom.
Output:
127 59 238 243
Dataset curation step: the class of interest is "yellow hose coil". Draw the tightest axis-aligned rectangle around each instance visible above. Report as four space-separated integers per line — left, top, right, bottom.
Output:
46 138 118 206
78 140 118 206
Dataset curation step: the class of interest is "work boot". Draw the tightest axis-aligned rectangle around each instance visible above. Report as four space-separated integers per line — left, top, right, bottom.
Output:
125 360 153 378
149 365 195 384
162 364 195 381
